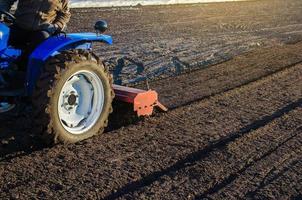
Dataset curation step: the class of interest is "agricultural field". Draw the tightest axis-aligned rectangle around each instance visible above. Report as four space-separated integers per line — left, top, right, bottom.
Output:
0 0 302 199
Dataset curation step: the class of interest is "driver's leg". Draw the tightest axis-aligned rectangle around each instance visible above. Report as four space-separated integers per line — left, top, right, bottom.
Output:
17 30 51 71
8 24 30 48
28 30 50 53
0 28 51 89
8 25 50 69
8 25 31 71
0 25 29 89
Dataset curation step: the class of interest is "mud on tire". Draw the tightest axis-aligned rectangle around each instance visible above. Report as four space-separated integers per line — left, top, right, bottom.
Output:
32 50 114 144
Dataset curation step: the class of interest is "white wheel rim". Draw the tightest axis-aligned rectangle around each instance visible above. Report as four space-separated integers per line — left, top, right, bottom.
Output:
0 102 15 113
58 70 105 135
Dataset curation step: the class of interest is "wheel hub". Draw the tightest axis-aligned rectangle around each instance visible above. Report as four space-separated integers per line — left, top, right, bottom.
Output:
68 93 77 106
58 70 105 135
61 90 79 111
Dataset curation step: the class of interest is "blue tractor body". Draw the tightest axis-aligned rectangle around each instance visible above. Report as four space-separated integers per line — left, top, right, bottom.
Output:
0 22 113 95
0 16 166 144
27 33 112 94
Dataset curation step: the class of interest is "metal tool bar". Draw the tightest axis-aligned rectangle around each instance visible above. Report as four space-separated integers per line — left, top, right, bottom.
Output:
113 84 168 116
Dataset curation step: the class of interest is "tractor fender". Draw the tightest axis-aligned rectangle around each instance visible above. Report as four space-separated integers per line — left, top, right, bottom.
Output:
26 33 112 94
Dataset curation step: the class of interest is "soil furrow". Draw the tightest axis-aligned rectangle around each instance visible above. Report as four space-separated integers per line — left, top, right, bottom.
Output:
205 129 302 199
245 156 302 199
118 108 302 200
251 160 302 200
145 42 302 108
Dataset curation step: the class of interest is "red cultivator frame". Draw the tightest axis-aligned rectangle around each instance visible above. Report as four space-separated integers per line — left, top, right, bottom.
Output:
113 84 168 116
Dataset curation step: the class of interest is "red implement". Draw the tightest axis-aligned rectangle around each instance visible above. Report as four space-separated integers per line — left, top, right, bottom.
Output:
113 84 168 116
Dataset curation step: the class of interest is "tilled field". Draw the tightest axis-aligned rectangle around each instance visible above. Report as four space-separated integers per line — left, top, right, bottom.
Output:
1 0 302 199
67 0 302 84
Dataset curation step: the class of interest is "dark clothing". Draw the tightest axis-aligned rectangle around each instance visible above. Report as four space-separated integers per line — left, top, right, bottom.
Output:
9 24 50 50
15 0 71 31
0 0 71 70
9 24 51 70
0 0 15 12
0 0 70 88
0 0 70 31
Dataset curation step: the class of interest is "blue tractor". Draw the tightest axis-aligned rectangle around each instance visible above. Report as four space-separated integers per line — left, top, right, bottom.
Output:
0 10 116 144
0 10 167 144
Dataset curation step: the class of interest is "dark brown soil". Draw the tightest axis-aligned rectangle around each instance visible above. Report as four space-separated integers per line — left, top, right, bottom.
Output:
67 0 302 84
1 0 302 199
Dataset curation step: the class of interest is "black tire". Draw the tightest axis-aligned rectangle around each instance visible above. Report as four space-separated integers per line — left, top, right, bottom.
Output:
32 50 114 144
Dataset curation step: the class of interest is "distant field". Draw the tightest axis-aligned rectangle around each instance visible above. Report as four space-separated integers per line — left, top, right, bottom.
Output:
70 0 249 8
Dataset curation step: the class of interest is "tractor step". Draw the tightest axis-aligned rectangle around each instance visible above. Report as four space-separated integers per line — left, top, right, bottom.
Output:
113 84 168 116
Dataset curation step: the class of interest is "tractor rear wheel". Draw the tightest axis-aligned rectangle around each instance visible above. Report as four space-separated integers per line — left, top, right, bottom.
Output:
32 50 114 144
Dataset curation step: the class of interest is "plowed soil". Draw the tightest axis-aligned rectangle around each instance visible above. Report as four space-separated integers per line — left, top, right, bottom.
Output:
1 0 302 199
67 0 302 84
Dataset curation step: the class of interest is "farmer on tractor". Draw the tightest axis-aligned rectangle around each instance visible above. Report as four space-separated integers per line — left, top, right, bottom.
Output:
0 0 71 88
0 1 165 144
